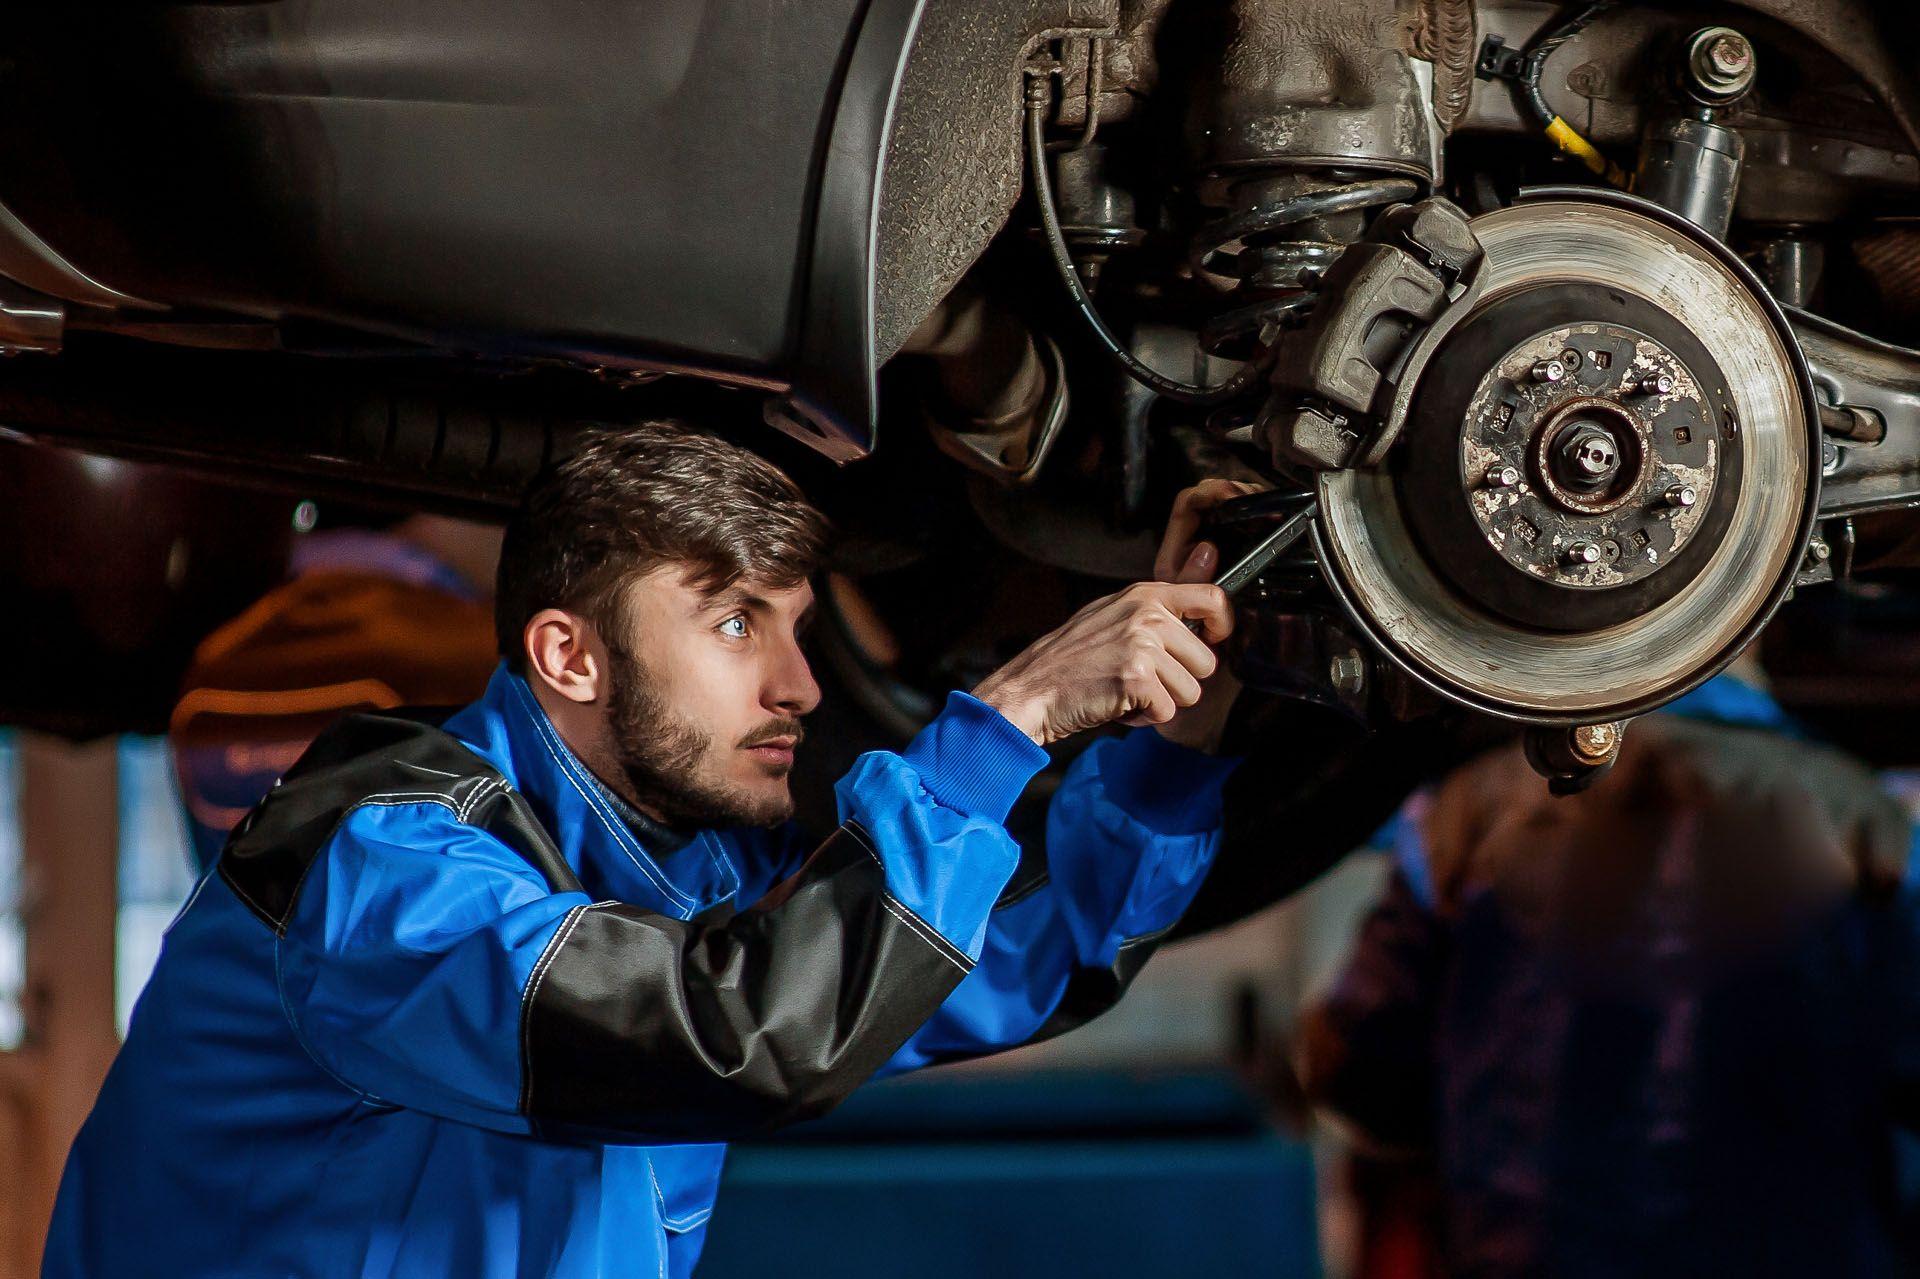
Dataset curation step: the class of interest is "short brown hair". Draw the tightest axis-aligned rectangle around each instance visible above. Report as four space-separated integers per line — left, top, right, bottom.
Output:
495 425 830 671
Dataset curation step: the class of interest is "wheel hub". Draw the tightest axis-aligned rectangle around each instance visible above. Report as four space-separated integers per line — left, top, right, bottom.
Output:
1314 194 1818 722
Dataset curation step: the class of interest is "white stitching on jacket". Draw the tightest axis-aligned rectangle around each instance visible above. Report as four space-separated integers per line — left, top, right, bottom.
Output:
519 904 588 1112
878 896 970 974
839 820 885 867
456 775 507 824
508 677 699 913
393 760 464 780
832 820 973 971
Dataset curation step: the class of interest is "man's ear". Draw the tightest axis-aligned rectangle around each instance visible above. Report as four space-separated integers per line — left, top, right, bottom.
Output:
523 609 606 705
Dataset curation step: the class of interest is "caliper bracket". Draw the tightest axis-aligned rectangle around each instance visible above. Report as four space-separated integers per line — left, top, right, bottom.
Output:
1257 197 1483 472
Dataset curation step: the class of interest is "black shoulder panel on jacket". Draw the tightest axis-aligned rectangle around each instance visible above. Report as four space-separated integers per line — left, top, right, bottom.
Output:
218 711 581 935
521 821 969 1144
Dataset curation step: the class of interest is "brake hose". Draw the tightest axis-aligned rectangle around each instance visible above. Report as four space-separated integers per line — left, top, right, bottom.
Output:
1023 73 1270 407
1518 1 1632 188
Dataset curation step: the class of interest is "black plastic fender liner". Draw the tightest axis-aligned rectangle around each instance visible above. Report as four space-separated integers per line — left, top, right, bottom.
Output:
778 0 932 460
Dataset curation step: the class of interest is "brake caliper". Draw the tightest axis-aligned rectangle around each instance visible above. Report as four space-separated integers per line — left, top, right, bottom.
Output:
1254 197 1484 472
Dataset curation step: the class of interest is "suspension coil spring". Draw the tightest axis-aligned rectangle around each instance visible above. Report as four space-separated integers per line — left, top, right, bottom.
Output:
1190 176 1421 360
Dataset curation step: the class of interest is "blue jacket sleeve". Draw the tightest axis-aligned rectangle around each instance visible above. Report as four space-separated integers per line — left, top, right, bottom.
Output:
277 693 1052 1142
274 802 582 1134
824 689 1048 957
880 703 1239 1073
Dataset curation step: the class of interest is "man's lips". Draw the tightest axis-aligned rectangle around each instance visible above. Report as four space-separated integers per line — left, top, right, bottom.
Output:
744 736 798 764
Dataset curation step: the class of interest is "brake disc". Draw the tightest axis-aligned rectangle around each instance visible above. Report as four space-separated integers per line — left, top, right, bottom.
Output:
1315 193 1820 723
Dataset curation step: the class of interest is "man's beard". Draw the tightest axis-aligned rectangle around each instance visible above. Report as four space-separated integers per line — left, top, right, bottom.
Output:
603 644 800 830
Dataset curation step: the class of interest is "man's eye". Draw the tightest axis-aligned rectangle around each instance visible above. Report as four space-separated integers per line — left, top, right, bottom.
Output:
719 615 750 639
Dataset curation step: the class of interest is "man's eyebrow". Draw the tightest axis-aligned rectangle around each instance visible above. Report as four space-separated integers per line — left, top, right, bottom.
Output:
700 587 771 613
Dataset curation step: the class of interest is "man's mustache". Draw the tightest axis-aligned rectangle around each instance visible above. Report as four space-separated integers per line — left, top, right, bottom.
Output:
737 719 805 750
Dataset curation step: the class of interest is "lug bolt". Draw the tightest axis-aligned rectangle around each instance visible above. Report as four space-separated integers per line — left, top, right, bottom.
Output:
1564 541 1602 567
1529 359 1567 384
1634 372 1675 396
1486 464 1521 488
1664 484 1698 509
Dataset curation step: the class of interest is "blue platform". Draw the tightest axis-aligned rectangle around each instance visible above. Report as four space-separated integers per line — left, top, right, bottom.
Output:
697 1068 1321 1278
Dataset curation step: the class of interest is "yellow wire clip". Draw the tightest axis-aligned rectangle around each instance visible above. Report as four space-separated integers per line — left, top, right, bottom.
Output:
1545 116 1632 189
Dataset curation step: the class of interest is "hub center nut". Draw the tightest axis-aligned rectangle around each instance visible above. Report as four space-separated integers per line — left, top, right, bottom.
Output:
1557 422 1622 488
1530 397 1651 517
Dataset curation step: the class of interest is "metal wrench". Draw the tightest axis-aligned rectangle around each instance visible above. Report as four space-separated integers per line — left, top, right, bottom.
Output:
1185 498 1319 634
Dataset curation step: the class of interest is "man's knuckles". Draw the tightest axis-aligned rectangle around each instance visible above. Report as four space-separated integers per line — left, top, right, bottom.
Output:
1118 654 1156 689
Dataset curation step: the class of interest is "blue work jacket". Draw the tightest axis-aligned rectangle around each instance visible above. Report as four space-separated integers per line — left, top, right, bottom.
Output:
45 666 1237 1278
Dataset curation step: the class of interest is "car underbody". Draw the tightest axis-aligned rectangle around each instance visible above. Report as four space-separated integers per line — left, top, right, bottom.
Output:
4 0 1920 798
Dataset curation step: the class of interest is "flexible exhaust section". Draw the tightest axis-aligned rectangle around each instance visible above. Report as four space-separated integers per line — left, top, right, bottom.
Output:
0 342 644 514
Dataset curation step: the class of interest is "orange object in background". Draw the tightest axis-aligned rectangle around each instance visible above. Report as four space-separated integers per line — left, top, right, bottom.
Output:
171 517 502 867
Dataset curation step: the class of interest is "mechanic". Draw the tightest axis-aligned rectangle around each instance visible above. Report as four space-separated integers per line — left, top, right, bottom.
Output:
44 427 1249 1279
1299 657 1920 1278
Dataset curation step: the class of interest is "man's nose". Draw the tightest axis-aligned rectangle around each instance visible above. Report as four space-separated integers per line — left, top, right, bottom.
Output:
767 634 821 717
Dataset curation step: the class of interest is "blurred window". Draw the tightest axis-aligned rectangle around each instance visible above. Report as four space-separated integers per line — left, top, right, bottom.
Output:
116 738 199 1037
0 731 21 1050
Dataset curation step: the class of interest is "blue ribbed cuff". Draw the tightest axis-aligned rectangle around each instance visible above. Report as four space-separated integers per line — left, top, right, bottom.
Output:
900 691 1050 823
1099 729 1241 836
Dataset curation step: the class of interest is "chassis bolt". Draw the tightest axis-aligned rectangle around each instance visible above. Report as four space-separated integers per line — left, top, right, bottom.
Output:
1329 650 1366 696
1564 541 1602 568
1634 372 1675 396
1708 34 1750 76
1572 722 1621 764
1486 464 1521 488
1663 484 1699 509
1687 27 1756 101
1529 359 1567 384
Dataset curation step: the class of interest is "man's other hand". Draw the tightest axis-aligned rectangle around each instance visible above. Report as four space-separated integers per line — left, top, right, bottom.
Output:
1147 479 1259 753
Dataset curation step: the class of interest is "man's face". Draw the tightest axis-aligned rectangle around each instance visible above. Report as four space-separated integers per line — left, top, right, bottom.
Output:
599 565 820 830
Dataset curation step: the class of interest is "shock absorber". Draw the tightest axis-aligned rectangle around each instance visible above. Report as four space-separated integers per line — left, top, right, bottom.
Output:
1189 174 1422 362
1023 0 1451 418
